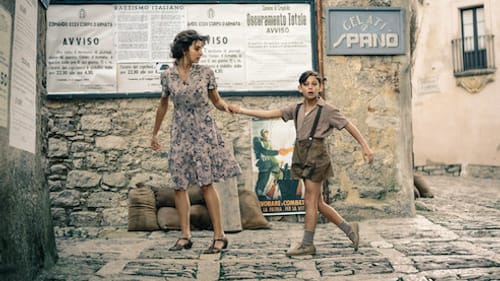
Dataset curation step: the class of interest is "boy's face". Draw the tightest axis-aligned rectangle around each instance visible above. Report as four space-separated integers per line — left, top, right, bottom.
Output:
298 75 323 100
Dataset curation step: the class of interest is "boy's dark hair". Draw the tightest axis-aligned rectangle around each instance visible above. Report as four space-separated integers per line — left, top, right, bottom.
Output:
170 30 209 60
298 70 323 85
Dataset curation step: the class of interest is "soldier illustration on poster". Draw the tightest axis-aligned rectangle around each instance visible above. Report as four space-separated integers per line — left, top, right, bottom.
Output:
251 119 305 215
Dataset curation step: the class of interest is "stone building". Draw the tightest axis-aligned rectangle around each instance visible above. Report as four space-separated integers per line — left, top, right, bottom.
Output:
1 0 418 280
43 0 414 235
0 0 57 280
411 0 500 178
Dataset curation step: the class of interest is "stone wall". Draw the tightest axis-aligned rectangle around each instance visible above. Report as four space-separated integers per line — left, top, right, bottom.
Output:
321 0 415 219
0 1 57 281
44 0 415 234
465 165 500 179
45 96 301 233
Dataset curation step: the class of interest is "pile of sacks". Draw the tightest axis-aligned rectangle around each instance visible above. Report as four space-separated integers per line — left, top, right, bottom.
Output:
413 173 434 198
128 182 271 232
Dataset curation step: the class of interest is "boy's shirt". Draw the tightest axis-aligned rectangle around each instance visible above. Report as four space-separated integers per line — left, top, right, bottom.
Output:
280 98 348 140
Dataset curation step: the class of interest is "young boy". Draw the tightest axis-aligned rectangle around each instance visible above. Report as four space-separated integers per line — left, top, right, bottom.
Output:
229 70 374 256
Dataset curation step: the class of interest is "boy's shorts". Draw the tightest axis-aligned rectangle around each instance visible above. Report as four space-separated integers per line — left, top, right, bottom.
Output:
291 138 333 182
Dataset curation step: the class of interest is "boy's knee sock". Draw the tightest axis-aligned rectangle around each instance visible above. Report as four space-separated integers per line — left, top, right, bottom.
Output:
302 230 315 246
338 221 352 236
339 221 359 243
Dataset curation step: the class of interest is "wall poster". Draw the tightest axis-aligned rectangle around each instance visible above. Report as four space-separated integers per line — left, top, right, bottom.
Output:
9 0 38 153
46 0 316 98
251 118 305 215
0 5 12 128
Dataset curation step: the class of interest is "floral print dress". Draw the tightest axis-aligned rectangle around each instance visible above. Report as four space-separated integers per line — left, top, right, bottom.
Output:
160 64 241 190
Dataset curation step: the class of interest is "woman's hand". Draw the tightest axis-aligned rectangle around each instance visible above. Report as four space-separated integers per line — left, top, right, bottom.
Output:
221 102 231 113
151 135 161 151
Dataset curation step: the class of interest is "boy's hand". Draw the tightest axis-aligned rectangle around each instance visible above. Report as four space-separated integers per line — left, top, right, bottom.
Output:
363 147 374 163
228 104 240 114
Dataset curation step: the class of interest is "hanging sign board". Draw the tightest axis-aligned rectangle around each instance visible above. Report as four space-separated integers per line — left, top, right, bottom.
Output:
326 7 405 55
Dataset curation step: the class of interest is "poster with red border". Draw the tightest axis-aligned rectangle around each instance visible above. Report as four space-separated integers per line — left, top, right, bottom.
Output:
251 118 305 215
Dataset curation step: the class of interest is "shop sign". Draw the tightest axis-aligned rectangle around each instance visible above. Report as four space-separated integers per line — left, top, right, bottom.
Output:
327 7 405 55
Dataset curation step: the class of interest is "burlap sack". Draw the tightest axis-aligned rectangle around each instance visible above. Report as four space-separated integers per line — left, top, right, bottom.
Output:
157 207 180 230
238 189 271 229
128 186 160 231
414 173 434 198
157 204 212 230
414 186 421 199
155 187 205 208
190 204 212 230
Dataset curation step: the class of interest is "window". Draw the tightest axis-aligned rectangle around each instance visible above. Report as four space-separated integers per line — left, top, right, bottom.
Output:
452 5 495 76
461 6 486 70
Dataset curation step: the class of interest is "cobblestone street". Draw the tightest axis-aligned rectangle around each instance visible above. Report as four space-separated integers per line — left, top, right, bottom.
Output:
37 175 500 281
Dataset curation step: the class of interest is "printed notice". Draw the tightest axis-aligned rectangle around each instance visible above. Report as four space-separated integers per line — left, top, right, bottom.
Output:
114 4 185 92
117 62 165 93
9 0 37 153
188 4 247 91
46 3 314 95
47 5 116 94
418 76 440 96
114 4 186 62
0 6 12 128
245 4 312 90
189 3 312 92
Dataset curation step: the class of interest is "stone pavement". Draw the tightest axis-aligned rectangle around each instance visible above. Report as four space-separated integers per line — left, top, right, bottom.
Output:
37 176 500 281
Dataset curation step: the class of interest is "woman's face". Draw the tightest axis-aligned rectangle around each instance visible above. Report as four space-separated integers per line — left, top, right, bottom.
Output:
298 75 322 100
184 40 204 64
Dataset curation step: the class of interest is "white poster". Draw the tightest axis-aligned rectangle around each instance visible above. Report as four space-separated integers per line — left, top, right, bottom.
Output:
114 4 186 62
46 3 314 96
9 0 37 153
46 5 115 93
114 4 186 92
244 4 312 91
116 62 165 93
190 3 312 91
0 6 12 128
188 4 247 91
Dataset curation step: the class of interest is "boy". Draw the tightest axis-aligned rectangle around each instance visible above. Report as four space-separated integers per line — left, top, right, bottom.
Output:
229 70 374 256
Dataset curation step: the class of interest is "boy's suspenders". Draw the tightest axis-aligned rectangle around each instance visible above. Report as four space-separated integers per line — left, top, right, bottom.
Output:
294 103 323 140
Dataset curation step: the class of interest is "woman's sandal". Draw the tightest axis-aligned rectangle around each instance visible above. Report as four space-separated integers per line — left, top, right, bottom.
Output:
203 237 228 254
168 237 193 251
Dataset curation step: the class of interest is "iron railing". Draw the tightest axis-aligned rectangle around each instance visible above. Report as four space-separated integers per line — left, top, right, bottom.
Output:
451 34 496 76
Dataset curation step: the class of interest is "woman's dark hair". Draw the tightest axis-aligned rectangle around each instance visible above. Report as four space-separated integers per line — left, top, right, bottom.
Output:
170 30 209 60
298 70 323 85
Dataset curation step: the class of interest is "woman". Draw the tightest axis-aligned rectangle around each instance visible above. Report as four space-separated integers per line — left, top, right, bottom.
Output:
151 30 241 254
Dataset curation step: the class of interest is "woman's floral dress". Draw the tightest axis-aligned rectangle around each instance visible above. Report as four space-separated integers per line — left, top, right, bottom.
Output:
160 64 241 190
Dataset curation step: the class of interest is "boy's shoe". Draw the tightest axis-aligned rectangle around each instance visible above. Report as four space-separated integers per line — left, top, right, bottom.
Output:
347 222 359 251
286 242 316 256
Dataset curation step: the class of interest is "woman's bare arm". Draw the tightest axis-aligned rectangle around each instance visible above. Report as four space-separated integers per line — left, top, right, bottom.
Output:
208 88 230 112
